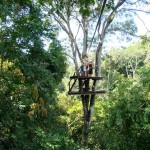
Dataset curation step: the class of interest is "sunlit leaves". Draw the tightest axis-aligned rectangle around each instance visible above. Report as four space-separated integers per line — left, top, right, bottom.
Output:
100 67 150 149
0 1 67 149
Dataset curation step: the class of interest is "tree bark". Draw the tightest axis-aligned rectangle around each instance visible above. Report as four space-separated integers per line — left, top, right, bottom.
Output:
82 16 88 57
81 95 90 146
81 79 97 146
95 42 103 77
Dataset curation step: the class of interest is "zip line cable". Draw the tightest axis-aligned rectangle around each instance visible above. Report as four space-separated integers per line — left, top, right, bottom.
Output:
88 0 108 52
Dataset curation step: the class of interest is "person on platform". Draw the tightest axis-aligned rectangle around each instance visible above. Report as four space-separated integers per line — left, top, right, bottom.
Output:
88 59 94 77
80 55 89 76
80 62 84 76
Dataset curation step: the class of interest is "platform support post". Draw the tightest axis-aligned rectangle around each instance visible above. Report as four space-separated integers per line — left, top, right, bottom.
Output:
78 78 83 92
68 76 105 146
81 79 90 145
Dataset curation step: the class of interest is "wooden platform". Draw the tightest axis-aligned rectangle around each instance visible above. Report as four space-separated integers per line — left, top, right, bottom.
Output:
68 90 106 95
68 75 105 95
70 76 103 80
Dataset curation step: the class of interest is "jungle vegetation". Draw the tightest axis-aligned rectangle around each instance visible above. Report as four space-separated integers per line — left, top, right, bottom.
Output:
0 0 150 149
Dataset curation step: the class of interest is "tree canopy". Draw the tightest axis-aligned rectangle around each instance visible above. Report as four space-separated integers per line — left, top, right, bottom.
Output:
42 0 150 76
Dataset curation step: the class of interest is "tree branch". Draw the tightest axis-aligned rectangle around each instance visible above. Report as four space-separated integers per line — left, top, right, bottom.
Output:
71 15 83 30
66 18 82 61
88 0 108 51
121 8 150 15
52 13 69 35
75 24 81 40
110 29 142 37
64 52 75 60
134 12 150 33
125 0 139 5
102 0 126 38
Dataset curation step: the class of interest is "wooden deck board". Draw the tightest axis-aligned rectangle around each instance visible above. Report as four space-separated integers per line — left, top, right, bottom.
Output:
70 76 103 80
68 90 106 95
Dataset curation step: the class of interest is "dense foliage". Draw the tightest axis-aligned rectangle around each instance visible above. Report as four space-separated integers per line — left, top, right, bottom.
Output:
0 1 67 149
0 1 150 150
91 66 150 149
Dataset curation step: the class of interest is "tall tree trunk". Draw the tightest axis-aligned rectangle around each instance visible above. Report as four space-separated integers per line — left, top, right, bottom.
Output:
81 79 97 146
81 79 89 146
95 42 103 77
70 40 79 75
74 58 79 76
82 16 88 57
81 41 103 146
81 95 90 146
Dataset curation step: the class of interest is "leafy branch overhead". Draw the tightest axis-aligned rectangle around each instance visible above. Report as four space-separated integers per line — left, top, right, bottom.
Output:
41 0 150 77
